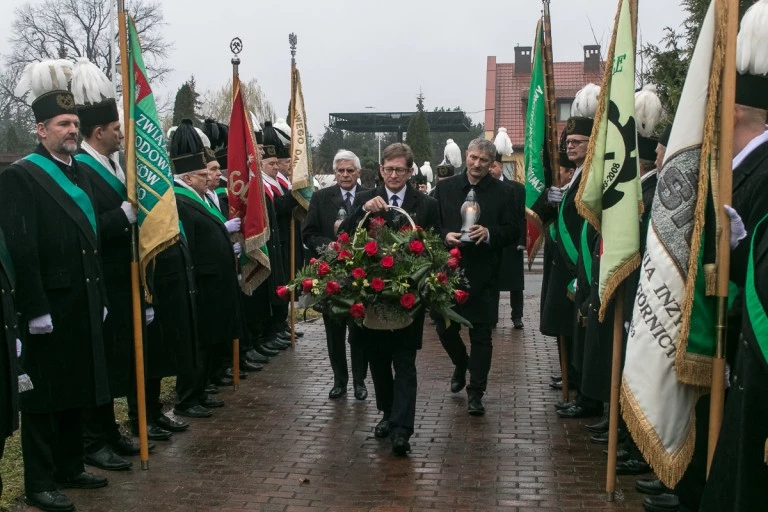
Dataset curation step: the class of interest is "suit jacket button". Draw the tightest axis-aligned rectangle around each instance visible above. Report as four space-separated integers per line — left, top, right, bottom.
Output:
86 278 91 283
82 250 86 255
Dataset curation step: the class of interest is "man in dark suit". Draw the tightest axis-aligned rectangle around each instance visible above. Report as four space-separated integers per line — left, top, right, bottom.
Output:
303 150 369 400
168 120 243 419
344 143 440 456
432 138 518 416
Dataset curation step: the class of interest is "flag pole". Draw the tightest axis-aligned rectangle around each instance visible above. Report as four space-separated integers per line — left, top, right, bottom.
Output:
288 33 298 347
543 0 569 402
708 0 737 475
231 40 242 390
117 0 149 470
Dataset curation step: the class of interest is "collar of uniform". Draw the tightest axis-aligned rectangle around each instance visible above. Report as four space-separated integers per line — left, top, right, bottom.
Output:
80 140 126 184
733 128 768 170
174 177 205 200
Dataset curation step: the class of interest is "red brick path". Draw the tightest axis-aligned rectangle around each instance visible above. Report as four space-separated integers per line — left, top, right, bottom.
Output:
27 289 647 511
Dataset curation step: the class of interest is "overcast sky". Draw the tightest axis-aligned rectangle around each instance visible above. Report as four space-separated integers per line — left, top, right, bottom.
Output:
1 0 687 137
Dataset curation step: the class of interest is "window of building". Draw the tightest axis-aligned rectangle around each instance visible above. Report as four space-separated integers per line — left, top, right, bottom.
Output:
558 101 573 121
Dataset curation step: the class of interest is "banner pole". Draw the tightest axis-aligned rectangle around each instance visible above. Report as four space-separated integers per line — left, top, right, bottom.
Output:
606 287 625 500
231 47 242 390
708 0 737 475
542 0 561 187
118 0 149 470
289 34 298 347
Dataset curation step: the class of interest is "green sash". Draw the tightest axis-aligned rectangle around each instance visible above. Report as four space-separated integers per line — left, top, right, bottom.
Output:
174 185 227 224
74 153 127 200
557 186 579 266
214 186 227 197
746 212 768 364
24 153 97 235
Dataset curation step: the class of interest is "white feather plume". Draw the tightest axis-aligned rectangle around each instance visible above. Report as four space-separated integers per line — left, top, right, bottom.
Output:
249 111 262 133
70 58 114 105
167 126 177 139
635 84 663 137
494 127 514 156
274 117 291 145
15 59 74 102
571 83 601 118
195 128 211 149
737 0 768 75
420 161 433 183
444 138 462 168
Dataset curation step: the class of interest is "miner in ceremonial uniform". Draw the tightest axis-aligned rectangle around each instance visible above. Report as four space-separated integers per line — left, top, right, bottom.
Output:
0 59 110 512
70 58 148 471
169 120 243 418
344 143 440 455
432 138 518 416
302 150 369 400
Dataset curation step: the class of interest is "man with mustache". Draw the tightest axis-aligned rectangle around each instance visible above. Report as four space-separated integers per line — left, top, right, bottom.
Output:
0 59 111 512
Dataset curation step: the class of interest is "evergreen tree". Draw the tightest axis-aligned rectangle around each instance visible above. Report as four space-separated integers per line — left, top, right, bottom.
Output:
405 93 432 167
172 76 200 126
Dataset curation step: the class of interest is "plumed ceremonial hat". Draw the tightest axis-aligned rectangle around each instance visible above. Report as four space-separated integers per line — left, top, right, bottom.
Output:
494 127 514 163
262 120 289 159
170 119 207 174
443 138 462 168
203 118 229 169
635 84 663 161
436 163 455 178
70 58 118 128
15 59 77 123
565 83 601 137
735 0 768 110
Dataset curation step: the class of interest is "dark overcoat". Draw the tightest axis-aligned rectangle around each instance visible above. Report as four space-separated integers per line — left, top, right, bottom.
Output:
175 188 243 346
0 145 110 413
302 184 369 258
76 150 133 398
432 171 518 325
0 230 20 438
497 179 526 292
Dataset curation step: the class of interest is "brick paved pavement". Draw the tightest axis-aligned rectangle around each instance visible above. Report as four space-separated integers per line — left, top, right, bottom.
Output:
22 282 649 512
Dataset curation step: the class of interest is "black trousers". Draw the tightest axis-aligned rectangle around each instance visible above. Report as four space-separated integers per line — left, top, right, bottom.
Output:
176 344 216 409
21 409 85 493
127 377 163 424
434 319 493 396
323 314 367 387
365 343 417 439
82 401 122 453
510 290 524 320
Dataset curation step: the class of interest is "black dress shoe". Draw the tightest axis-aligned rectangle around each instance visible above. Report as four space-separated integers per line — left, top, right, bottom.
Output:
590 429 627 444
551 375 562 382
328 385 346 399
57 471 108 489
643 493 679 512
204 383 219 394
223 367 248 379
512 318 524 329
557 403 603 418
450 366 466 393
154 414 189 432
585 417 609 433
616 458 652 475
111 435 154 456
604 447 630 462
468 395 485 416
635 478 670 496
24 490 75 511
201 397 225 408
353 382 367 400
245 349 270 363
275 330 291 341
294 330 304 338
84 446 132 471
391 436 411 456
211 375 234 387
549 378 563 390
131 422 172 441
173 405 213 418
241 360 264 372
374 419 390 438
554 399 576 411
279 329 303 339
255 344 279 357
264 340 288 351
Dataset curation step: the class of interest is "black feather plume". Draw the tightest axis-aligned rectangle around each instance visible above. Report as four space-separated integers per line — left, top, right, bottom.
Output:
170 119 204 158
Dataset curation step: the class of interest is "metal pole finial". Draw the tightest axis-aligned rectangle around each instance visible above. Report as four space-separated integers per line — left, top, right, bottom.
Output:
289 33 298 66
230 37 242 65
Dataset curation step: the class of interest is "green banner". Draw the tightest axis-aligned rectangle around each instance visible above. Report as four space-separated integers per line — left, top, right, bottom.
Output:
524 21 546 210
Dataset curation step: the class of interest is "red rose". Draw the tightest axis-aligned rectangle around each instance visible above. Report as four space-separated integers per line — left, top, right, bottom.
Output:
309 257 318 265
337 232 350 244
400 293 416 309
370 216 386 227
317 262 331 277
449 247 462 260
381 255 395 268
447 257 459 270
325 281 341 295
364 240 378 256
330 242 341 252
349 303 366 318
409 240 425 256
352 267 367 280
337 250 352 261
276 285 290 300
436 272 448 284
399 224 412 232
370 277 385 292
454 290 469 304
301 279 313 292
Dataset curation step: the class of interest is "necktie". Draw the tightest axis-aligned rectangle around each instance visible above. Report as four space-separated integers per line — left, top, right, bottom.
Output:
390 195 399 208
344 191 353 211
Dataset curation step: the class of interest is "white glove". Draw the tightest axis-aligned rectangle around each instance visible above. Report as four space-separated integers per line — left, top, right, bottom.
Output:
16 338 22 357
224 217 242 234
145 307 155 326
724 205 747 249
29 314 53 334
103 307 108 321
120 201 137 224
517 245 525 252
547 187 564 204
233 242 243 256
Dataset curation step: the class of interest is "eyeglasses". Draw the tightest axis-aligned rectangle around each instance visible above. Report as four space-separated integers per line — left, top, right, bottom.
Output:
335 168 358 174
565 139 589 147
381 166 409 175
